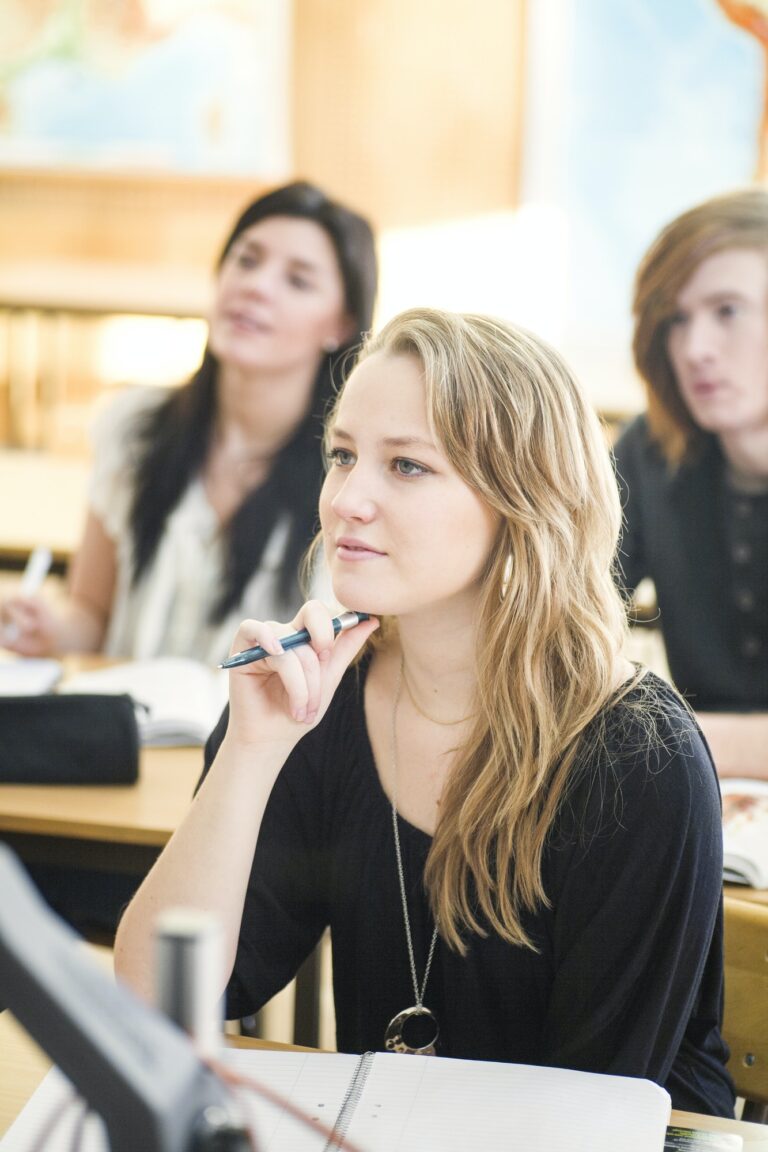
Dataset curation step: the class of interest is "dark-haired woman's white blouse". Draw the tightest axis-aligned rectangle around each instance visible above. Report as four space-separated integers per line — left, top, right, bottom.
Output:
88 387 315 661
201 661 734 1117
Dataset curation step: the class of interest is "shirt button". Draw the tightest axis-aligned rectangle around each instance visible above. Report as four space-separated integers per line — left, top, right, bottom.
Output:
736 588 756 612
741 635 763 658
734 500 753 518
732 542 752 564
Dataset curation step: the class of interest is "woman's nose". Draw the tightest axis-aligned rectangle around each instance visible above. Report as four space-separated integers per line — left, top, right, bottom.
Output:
330 468 377 523
242 261 278 298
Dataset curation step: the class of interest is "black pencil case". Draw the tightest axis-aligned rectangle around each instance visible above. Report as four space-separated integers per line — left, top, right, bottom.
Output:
0 694 139 785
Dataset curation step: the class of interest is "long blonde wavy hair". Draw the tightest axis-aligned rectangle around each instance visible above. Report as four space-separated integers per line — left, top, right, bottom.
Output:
321 308 637 953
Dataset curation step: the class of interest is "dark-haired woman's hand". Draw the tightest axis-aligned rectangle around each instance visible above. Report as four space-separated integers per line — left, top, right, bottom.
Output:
0 595 59 656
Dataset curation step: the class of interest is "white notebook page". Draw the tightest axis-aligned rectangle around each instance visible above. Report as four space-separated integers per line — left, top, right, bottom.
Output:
2 1048 671 1152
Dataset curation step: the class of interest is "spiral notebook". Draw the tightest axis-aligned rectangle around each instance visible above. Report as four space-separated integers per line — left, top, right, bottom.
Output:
2 1047 672 1151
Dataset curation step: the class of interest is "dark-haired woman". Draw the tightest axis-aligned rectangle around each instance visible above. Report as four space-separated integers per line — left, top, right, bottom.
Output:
1 181 377 663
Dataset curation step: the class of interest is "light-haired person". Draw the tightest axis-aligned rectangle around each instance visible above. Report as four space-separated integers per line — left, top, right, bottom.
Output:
614 188 768 778
116 309 733 1116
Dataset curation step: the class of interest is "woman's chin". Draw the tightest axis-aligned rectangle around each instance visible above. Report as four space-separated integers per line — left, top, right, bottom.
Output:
329 582 392 620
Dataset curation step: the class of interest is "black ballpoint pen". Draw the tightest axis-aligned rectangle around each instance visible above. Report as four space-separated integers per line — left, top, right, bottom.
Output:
218 610 371 670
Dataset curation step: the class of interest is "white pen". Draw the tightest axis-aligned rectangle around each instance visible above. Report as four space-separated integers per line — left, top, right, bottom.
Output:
2 546 53 645
20 546 53 596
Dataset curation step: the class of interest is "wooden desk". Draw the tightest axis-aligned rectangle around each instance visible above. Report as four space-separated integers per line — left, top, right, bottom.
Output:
0 728 323 1049
726 883 768 908
0 744 202 876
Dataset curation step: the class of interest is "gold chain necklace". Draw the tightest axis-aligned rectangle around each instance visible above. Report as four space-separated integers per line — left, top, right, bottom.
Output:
401 663 473 727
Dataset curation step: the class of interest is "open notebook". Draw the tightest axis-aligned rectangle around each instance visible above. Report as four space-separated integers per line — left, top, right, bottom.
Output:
2 1046 672 1152
59 657 228 747
0 658 62 696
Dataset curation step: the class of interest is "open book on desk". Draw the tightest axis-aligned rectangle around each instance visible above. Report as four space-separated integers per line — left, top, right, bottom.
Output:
2 1046 672 1152
721 779 768 889
0 657 62 696
59 656 228 747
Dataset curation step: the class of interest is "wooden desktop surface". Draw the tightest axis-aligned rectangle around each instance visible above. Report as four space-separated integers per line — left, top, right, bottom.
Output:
0 742 202 880
0 744 200 846
726 883 768 907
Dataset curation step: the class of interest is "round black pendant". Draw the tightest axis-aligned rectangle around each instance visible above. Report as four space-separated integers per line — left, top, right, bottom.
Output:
384 1005 439 1055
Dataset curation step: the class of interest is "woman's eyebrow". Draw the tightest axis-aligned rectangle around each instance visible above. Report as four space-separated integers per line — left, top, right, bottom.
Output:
287 256 322 276
330 427 437 451
235 239 322 275
381 435 438 451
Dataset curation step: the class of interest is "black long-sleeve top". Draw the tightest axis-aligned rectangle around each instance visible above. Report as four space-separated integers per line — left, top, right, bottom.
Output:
613 414 768 711
201 661 734 1116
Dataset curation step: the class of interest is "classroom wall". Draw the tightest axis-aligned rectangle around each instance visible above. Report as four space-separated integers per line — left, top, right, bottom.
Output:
0 0 763 452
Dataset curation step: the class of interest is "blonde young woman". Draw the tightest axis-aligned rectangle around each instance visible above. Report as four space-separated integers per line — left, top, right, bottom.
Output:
115 309 734 1116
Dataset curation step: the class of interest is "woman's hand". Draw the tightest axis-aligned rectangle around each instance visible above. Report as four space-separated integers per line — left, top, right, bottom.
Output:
0 595 60 656
225 599 378 749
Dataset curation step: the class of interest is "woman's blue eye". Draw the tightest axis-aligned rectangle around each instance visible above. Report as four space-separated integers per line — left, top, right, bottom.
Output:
327 447 355 467
717 302 738 320
394 458 429 477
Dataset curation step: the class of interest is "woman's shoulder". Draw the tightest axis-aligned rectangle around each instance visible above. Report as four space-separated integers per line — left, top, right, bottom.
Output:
92 384 170 438
561 671 719 843
90 386 172 473
87 387 174 530
602 671 714 782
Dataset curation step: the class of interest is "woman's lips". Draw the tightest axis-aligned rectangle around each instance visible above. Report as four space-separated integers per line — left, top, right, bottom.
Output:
225 310 272 334
335 538 385 561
